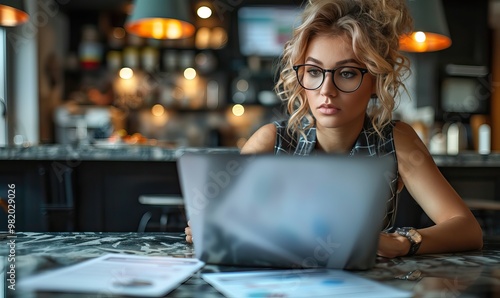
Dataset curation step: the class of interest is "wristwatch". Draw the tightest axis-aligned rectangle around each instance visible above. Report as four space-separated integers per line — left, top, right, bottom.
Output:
396 227 422 256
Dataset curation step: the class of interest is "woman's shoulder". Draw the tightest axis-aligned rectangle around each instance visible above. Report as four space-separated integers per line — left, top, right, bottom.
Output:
393 121 433 163
240 123 277 154
393 121 420 141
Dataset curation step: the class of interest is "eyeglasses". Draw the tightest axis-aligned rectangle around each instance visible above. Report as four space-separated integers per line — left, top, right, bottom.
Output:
293 64 369 93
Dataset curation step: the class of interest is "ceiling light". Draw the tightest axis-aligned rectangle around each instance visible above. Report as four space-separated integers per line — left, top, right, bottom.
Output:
399 0 452 52
0 0 29 27
125 0 195 40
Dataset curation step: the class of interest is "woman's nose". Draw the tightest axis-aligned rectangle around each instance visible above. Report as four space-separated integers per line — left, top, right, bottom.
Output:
320 73 339 97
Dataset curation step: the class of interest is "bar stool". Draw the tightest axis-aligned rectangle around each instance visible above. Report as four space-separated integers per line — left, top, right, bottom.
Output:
137 195 184 232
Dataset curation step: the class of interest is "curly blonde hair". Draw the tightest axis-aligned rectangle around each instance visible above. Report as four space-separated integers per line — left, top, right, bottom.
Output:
276 0 413 138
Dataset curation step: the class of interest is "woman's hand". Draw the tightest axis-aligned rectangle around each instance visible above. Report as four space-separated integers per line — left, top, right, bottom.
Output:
377 232 410 258
185 220 193 243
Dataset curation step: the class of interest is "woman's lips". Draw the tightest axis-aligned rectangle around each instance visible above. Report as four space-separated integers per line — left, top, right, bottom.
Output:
318 105 340 115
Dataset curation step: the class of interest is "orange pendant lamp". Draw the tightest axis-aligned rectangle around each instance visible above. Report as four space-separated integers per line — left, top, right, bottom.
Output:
0 0 29 27
125 0 195 40
400 0 452 52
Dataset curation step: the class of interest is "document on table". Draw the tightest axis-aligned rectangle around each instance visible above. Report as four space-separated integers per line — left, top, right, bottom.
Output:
18 254 204 297
202 269 412 298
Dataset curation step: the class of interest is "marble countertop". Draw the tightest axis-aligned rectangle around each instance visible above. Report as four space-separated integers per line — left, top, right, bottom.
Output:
0 145 240 161
5 232 500 297
8 232 221 298
1 145 500 166
432 152 500 167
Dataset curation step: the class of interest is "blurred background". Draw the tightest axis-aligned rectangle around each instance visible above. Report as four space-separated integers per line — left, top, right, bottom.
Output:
1 0 499 152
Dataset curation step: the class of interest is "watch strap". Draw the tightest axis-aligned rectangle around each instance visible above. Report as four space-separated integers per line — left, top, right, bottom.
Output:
396 227 422 256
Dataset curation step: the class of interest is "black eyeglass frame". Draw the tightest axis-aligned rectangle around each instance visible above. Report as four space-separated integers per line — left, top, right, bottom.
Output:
292 64 369 93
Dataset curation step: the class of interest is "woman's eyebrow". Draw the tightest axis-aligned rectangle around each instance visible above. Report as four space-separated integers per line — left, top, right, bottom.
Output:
304 57 361 67
304 57 323 65
334 58 361 66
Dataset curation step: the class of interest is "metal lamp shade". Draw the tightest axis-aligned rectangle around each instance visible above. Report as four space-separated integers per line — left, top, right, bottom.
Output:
125 0 195 40
400 0 452 52
0 0 29 27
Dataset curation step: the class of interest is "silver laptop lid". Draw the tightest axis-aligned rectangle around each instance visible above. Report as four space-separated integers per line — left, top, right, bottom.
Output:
178 153 395 270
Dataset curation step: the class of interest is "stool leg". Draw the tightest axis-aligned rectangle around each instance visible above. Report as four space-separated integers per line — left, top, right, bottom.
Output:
138 211 153 233
160 214 168 232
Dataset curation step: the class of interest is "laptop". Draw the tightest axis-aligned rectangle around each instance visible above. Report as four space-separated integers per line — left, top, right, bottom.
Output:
177 153 395 270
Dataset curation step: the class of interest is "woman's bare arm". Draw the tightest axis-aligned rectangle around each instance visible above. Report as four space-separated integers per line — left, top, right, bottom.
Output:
377 122 483 257
240 123 277 154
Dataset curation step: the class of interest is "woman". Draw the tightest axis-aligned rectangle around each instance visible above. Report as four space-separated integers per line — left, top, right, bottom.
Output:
186 0 483 258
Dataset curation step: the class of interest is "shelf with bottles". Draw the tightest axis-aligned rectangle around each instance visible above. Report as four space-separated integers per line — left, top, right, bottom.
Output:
65 21 286 112
65 43 231 108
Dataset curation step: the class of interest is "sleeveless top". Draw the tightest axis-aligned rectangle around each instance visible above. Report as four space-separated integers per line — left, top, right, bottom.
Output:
273 116 399 232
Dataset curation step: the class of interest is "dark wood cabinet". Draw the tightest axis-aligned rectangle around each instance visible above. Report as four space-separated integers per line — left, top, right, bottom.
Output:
2 153 499 233
0 161 56 232
0 159 185 232
75 161 183 231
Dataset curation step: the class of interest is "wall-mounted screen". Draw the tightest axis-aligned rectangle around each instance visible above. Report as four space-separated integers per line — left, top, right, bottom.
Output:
238 6 302 57
441 77 489 114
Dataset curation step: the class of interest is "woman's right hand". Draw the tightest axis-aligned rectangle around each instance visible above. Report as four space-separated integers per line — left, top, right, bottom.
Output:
185 220 193 243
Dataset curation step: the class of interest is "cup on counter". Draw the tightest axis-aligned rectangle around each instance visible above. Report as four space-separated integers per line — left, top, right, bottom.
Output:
429 132 447 155
470 114 491 155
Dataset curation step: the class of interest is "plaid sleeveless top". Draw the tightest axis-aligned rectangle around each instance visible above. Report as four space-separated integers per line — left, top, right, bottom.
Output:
273 116 399 232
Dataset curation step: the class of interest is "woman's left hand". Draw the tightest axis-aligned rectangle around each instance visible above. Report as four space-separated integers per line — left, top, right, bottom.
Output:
377 232 410 258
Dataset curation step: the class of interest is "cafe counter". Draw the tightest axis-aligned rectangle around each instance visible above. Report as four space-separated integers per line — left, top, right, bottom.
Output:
0 145 499 233
4 232 500 297
0 145 499 164
0 146 239 233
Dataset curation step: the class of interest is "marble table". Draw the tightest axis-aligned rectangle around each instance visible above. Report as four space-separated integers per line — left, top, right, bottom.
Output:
4 232 500 297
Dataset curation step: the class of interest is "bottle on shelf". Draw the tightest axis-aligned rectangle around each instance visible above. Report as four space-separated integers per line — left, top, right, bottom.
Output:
78 25 103 70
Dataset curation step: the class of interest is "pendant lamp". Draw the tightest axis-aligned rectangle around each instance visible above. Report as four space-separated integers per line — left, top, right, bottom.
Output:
125 0 195 40
0 0 29 27
400 0 452 52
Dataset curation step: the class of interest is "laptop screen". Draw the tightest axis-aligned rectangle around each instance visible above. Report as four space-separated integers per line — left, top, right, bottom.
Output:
178 153 395 270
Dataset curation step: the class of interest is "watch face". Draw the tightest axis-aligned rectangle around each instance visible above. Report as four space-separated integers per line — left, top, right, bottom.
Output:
398 228 422 244
409 229 422 243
